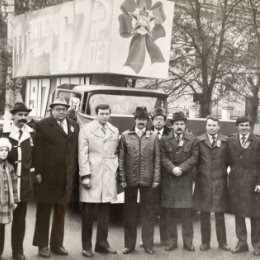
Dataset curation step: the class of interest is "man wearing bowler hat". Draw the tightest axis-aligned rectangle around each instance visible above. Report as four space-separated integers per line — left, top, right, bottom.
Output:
33 97 79 258
118 106 160 255
160 111 198 252
0 102 34 260
228 116 260 256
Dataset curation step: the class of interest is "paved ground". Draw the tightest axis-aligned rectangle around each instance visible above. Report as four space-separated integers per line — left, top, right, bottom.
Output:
1 203 258 260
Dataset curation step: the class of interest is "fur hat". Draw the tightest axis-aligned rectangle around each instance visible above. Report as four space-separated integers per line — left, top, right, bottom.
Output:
170 111 187 123
10 102 31 115
133 106 149 119
151 107 167 119
50 97 70 108
0 138 12 151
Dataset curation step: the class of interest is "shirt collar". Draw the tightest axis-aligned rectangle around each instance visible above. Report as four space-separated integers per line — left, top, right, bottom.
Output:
239 133 250 140
174 133 183 139
208 133 218 140
135 126 146 134
11 123 25 133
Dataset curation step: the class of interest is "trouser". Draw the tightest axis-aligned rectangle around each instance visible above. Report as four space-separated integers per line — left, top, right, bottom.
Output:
12 201 28 256
124 186 155 249
200 211 227 245
33 202 67 249
235 215 260 249
81 203 110 250
0 224 4 255
166 208 193 246
154 186 167 242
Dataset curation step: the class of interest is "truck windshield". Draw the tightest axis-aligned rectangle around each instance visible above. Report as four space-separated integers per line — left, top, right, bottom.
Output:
88 93 164 116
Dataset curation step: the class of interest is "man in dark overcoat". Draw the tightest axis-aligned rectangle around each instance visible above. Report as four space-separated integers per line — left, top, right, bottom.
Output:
33 97 79 258
228 116 260 256
150 107 171 246
193 116 230 251
160 111 198 252
1 102 34 260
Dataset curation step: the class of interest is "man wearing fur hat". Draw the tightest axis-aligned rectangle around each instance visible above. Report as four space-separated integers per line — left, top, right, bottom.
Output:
227 116 260 256
150 107 171 246
0 102 34 260
33 97 79 258
160 111 198 252
118 106 160 255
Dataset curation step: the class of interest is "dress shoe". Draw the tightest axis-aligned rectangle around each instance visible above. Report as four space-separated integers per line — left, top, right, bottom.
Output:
13 254 26 260
184 244 195 251
38 247 51 258
95 247 117 254
165 244 177 251
253 248 260 256
144 247 154 254
82 249 93 257
50 246 68 255
231 244 248 254
200 243 210 251
123 248 135 254
219 243 230 251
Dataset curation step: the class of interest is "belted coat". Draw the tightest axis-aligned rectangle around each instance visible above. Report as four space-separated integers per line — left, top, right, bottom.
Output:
227 133 260 217
78 120 119 203
34 116 79 203
1 121 35 202
160 132 198 208
193 133 229 212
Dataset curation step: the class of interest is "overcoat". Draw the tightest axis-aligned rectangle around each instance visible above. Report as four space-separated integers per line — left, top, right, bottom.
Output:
34 116 79 203
227 133 260 217
160 132 198 208
193 133 229 212
78 120 119 203
1 122 34 202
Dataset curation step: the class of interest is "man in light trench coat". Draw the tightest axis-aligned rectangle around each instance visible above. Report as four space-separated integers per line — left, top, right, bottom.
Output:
193 116 230 251
78 104 119 258
227 116 260 256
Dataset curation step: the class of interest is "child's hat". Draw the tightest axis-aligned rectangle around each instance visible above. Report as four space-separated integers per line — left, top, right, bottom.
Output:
0 138 12 151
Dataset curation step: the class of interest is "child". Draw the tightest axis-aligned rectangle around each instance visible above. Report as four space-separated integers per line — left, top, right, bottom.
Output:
0 137 19 258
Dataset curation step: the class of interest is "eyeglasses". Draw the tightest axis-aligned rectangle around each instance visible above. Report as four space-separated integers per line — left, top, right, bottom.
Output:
54 108 68 112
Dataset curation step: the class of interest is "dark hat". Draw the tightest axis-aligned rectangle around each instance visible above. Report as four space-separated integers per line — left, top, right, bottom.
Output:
10 102 32 115
151 107 167 119
50 97 70 108
170 111 187 123
236 116 252 126
133 106 149 119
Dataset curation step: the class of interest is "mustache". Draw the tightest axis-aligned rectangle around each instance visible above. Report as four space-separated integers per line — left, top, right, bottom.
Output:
18 119 27 123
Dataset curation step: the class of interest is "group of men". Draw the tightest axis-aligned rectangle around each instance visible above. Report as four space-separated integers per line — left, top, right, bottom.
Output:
2 97 260 259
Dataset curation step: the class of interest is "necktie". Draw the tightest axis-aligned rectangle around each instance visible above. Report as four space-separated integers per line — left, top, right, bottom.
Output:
211 135 216 147
157 131 161 140
102 126 106 135
241 135 246 146
176 134 180 144
19 129 23 140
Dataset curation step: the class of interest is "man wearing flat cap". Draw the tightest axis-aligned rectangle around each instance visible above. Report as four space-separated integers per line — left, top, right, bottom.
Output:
160 111 198 252
33 97 79 258
227 116 260 256
150 107 171 246
118 106 160 255
0 102 34 260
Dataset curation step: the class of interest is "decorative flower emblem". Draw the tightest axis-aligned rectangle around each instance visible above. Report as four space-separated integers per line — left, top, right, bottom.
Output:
119 0 167 73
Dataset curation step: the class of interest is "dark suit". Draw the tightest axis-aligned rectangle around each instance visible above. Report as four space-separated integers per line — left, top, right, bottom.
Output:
228 133 260 249
151 126 171 243
33 116 79 249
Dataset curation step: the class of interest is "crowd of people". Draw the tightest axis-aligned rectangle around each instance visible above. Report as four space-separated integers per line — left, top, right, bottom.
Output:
0 97 260 259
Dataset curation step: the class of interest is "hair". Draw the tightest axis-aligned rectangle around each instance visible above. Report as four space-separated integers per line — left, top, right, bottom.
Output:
206 115 220 125
0 137 12 151
95 104 111 114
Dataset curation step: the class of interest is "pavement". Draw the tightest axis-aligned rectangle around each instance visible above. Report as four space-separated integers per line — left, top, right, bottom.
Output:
1 203 258 260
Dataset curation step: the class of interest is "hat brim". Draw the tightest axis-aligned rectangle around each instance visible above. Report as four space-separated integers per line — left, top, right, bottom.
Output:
50 103 70 108
170 118 187 123
10 108 32 115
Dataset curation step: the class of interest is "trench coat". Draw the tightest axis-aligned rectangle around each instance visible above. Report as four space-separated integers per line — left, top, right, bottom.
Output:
34 116 79 203
193 133 229 212
78 120 119 203
160 132 198 208
1 122 35 202
227 133 260 217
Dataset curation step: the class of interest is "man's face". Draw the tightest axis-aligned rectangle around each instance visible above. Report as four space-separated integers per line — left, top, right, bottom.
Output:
237 121 251 135
0 147 8 160
152 115 166 130
13 111 29 128
172 120 186 134
51 105 68 121
96 108 110 125
135 117 148 130
206 119 220 135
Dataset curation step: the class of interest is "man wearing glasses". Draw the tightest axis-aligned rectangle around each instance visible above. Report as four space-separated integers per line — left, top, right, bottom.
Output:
1 102 34 260
33 97 79 258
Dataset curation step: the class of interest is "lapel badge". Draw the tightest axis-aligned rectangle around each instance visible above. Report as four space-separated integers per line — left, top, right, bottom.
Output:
70 126 74 133
244 141 250 149
216 140 221 147
30 137 34 146
179 140 184 147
